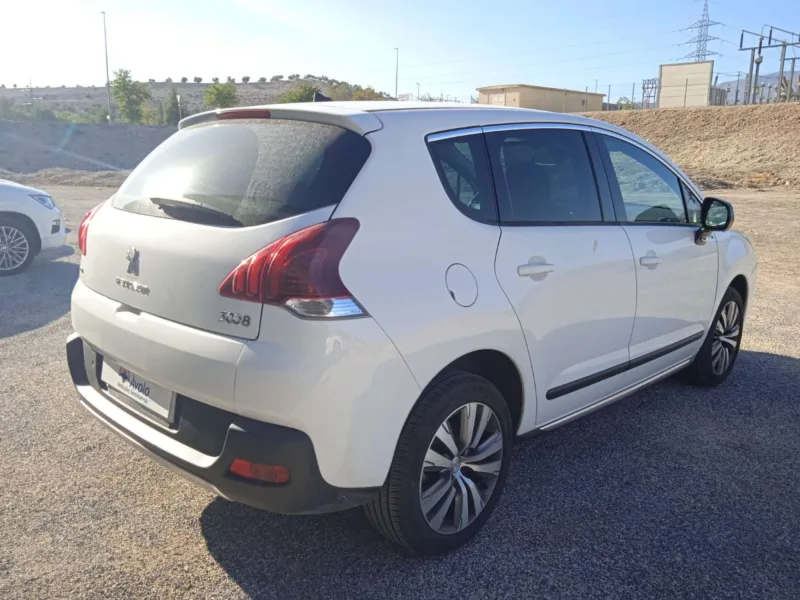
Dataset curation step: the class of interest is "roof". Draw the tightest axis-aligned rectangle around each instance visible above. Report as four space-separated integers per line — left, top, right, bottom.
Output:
179 101 618 138
476 84 606 96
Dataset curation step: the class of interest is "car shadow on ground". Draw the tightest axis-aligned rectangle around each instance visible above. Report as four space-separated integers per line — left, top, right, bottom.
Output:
200 350 800 600
0 258 78 338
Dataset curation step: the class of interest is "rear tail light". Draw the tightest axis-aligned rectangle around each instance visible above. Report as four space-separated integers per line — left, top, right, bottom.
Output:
229 459 289 484
219 218 366 319
77 202 105 256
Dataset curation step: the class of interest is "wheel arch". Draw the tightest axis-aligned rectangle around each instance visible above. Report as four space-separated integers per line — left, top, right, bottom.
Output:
0 211 42 255
417 349 525 435
728 274 748 309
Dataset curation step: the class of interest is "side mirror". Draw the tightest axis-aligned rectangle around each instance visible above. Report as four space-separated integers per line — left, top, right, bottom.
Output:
696 197 734 244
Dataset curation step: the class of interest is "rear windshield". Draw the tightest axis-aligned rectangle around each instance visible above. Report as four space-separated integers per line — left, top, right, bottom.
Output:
112 119 371 227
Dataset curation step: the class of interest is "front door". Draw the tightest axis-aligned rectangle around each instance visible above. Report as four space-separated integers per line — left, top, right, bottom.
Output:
595 132 718 373
486 125 638 425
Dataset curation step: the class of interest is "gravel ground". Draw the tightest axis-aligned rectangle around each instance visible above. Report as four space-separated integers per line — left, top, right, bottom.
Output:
1 187 798 599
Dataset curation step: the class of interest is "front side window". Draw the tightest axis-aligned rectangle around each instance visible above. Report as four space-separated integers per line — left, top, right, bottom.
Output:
428 134 495 222
601 136 687 224
485 128 602 224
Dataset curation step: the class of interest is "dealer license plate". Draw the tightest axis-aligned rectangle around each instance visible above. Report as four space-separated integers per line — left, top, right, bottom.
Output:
101 359 175 422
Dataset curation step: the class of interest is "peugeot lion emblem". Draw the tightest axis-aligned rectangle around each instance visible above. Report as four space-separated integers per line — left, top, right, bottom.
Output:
126 247 140 276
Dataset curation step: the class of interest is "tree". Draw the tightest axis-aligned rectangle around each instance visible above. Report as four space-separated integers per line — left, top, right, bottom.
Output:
204 82 238 108
165 77 173 83
148 78 156 84
258 77 267 83
227 76 235 83
194 76 202 83
616 96 634 110
165 86 181 125
242 76 250 83
303 74 316 80
288 73 300 80
352 86 387 101
111 69 152 123
270 75 284 82
278 83 319 103
181 77 188 83
212 77 219 84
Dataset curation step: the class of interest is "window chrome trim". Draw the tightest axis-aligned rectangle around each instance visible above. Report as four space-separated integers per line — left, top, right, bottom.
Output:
590 127 703 199
482 122 592 134
426 127 483 143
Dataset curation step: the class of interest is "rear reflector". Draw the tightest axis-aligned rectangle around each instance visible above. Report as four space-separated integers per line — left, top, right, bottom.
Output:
229 459 290 484
219 218 366 319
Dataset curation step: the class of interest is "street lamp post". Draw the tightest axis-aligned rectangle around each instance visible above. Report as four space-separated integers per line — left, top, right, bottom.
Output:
393 48 399 99
417 82 420 100
101 11 112 122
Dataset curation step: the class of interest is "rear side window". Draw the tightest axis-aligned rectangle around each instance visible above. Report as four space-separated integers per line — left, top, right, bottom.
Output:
485 128 602 224
112 119 370 227
428 134 496 222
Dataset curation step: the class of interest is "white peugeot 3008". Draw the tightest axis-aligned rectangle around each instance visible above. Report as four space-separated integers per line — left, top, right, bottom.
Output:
67 102 756 555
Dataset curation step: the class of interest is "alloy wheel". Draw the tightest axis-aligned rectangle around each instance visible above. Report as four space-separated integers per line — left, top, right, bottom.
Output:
0 226 30 272
711 300 740 375
419 402 503 534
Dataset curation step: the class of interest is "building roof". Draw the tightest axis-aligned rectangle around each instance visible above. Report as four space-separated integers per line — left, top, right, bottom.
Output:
476 84 606 96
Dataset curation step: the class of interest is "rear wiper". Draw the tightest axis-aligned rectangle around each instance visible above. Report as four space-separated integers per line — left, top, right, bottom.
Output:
148 197 243 227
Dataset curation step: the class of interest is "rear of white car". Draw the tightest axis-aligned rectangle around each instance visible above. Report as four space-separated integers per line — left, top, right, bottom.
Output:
67 107 421 514
68 102 754 555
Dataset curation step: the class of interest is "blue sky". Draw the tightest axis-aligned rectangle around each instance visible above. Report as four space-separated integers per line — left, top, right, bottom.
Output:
2 0 797 102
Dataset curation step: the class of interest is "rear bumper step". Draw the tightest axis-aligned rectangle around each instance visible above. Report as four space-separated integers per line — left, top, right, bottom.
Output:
66 332 378 514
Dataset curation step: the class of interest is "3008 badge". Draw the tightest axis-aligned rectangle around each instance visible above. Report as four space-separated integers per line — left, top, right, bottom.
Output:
219 311 250 326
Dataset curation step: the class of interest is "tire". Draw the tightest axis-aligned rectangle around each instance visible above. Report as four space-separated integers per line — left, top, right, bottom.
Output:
364 371 513 555
685 286 744 386
0 217 37 276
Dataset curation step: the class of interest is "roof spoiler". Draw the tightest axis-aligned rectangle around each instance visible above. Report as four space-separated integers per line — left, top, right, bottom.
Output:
178 105 383 136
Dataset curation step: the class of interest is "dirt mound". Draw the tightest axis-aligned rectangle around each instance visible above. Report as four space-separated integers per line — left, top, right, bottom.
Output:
584 104 800 189
0 168 129 188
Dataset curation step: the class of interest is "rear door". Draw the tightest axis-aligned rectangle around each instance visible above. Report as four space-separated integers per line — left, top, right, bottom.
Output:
486 124 638 425
81 118 371 340
594 131 718 367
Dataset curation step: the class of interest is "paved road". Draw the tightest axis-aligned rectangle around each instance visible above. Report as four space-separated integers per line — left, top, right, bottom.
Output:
1 187 798 599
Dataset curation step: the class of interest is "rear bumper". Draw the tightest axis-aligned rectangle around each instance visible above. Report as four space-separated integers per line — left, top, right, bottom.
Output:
67 333 378 514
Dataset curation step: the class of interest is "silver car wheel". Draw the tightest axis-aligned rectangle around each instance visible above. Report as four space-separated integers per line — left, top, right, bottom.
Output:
419 402 503 534
711 300 741 375
0 225 30 272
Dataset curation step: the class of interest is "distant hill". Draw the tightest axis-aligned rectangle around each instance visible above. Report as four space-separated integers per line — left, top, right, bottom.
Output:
585 103 800 188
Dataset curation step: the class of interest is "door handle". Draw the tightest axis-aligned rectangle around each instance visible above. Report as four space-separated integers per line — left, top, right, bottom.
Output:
639 255 662 268
517 262 556 278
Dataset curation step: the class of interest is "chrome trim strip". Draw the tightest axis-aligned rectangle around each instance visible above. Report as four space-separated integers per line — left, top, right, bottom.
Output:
78 394 227 499
77 382 217 468
539 358 692 431
426 127 484 142
482 122 592 133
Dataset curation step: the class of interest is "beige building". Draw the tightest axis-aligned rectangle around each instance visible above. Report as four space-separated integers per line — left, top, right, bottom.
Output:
477 84 605 113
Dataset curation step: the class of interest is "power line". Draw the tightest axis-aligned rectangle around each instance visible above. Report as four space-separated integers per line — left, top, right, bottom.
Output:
400 29 683 72
682 0 722 61
403 42 684 85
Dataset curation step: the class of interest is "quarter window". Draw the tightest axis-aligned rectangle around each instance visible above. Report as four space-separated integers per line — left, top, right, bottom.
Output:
681 182 703 224
485 128 602 224
601 136 687 224
428 134 495 222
